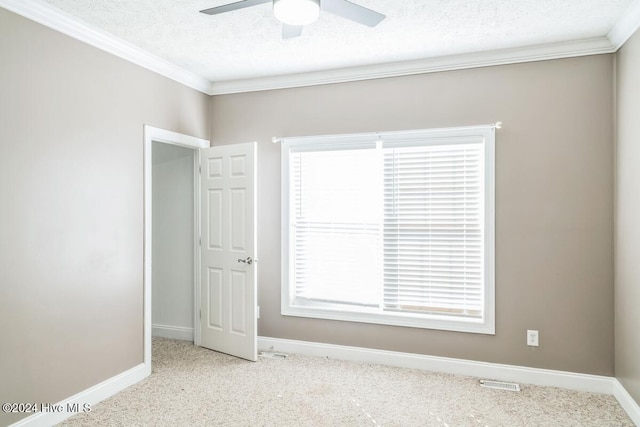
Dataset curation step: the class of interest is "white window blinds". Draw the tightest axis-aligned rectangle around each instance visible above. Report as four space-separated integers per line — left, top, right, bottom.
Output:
292 147 382 307
282 126 495 334
382 142 483 318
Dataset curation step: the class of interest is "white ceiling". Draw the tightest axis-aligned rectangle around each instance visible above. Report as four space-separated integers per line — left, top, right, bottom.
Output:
12 0 640 92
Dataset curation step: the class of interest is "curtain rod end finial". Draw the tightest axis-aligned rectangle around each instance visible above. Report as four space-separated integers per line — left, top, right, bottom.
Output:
494 121 503 130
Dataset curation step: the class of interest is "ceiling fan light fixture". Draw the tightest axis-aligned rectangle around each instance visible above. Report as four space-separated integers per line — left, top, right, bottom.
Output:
273 0 320 26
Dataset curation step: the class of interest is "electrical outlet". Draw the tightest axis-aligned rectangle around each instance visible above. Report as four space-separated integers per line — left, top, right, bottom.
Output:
527 330 539 347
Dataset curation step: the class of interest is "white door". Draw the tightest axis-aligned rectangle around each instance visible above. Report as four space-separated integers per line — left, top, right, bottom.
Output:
200 142 257 361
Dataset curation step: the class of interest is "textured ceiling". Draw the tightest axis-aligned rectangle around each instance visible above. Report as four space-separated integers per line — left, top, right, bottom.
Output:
41 0 633 83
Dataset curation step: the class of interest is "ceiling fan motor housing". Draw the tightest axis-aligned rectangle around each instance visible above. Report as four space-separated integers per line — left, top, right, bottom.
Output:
273 0 321 26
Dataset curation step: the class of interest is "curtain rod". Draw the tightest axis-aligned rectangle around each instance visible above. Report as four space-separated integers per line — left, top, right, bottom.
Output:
272 121 503 144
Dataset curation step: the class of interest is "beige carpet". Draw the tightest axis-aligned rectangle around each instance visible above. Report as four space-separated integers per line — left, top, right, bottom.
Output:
60 338 633 426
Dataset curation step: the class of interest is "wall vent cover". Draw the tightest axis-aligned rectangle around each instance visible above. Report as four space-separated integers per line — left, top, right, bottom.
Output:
479 379 521 391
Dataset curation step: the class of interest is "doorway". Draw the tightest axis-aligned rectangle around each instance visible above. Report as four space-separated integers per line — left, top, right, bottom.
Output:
143 126 208 373
151 142 196 341
143 126 258 372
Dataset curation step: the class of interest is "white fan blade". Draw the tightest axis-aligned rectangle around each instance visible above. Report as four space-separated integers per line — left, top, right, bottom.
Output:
200 0 271 15
321 0 385 27
282 24 303 39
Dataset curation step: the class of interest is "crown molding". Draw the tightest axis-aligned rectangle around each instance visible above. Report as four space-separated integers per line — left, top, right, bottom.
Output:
0 0 213 94
4 0 638 96
608 0 640 50
210 37 615 94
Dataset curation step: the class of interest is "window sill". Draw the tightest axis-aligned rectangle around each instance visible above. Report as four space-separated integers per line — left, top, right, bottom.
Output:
282 304 495 335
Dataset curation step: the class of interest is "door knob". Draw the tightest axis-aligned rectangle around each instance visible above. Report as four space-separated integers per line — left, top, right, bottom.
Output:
237 257 253 265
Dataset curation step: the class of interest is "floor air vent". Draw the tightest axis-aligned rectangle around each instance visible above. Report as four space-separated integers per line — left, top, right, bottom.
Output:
259 351 288 359
479 379 521 391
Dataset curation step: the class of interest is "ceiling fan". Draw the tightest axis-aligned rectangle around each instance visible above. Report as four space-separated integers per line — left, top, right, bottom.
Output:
200 0 386 39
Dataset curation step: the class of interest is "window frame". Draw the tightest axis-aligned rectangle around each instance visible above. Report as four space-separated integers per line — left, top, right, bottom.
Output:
281 126 495 335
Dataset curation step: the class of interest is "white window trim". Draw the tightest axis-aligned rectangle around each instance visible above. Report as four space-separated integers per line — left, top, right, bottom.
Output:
281 125 495 335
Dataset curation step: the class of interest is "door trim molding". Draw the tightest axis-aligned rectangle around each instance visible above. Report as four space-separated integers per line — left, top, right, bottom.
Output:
143 125 209 369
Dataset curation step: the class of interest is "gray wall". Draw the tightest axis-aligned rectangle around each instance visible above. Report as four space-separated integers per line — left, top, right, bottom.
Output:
0 8 209 426
210 54 615 376
615 28 640 405
152 143 195 338
0 3 628 424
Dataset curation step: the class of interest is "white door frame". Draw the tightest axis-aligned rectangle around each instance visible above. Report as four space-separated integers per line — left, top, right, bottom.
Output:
143 125 209 374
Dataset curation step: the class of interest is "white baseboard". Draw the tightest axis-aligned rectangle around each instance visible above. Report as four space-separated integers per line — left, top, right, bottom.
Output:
8 336 638 426
258 337 612 393
9 363 150 427
613 379 640 426
152 324 194 341
258 337 640 423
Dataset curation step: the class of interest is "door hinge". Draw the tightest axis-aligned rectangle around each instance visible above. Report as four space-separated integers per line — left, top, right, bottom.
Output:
199 309 201 320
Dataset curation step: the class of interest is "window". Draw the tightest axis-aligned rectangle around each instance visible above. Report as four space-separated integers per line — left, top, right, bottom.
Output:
281 126 495 334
